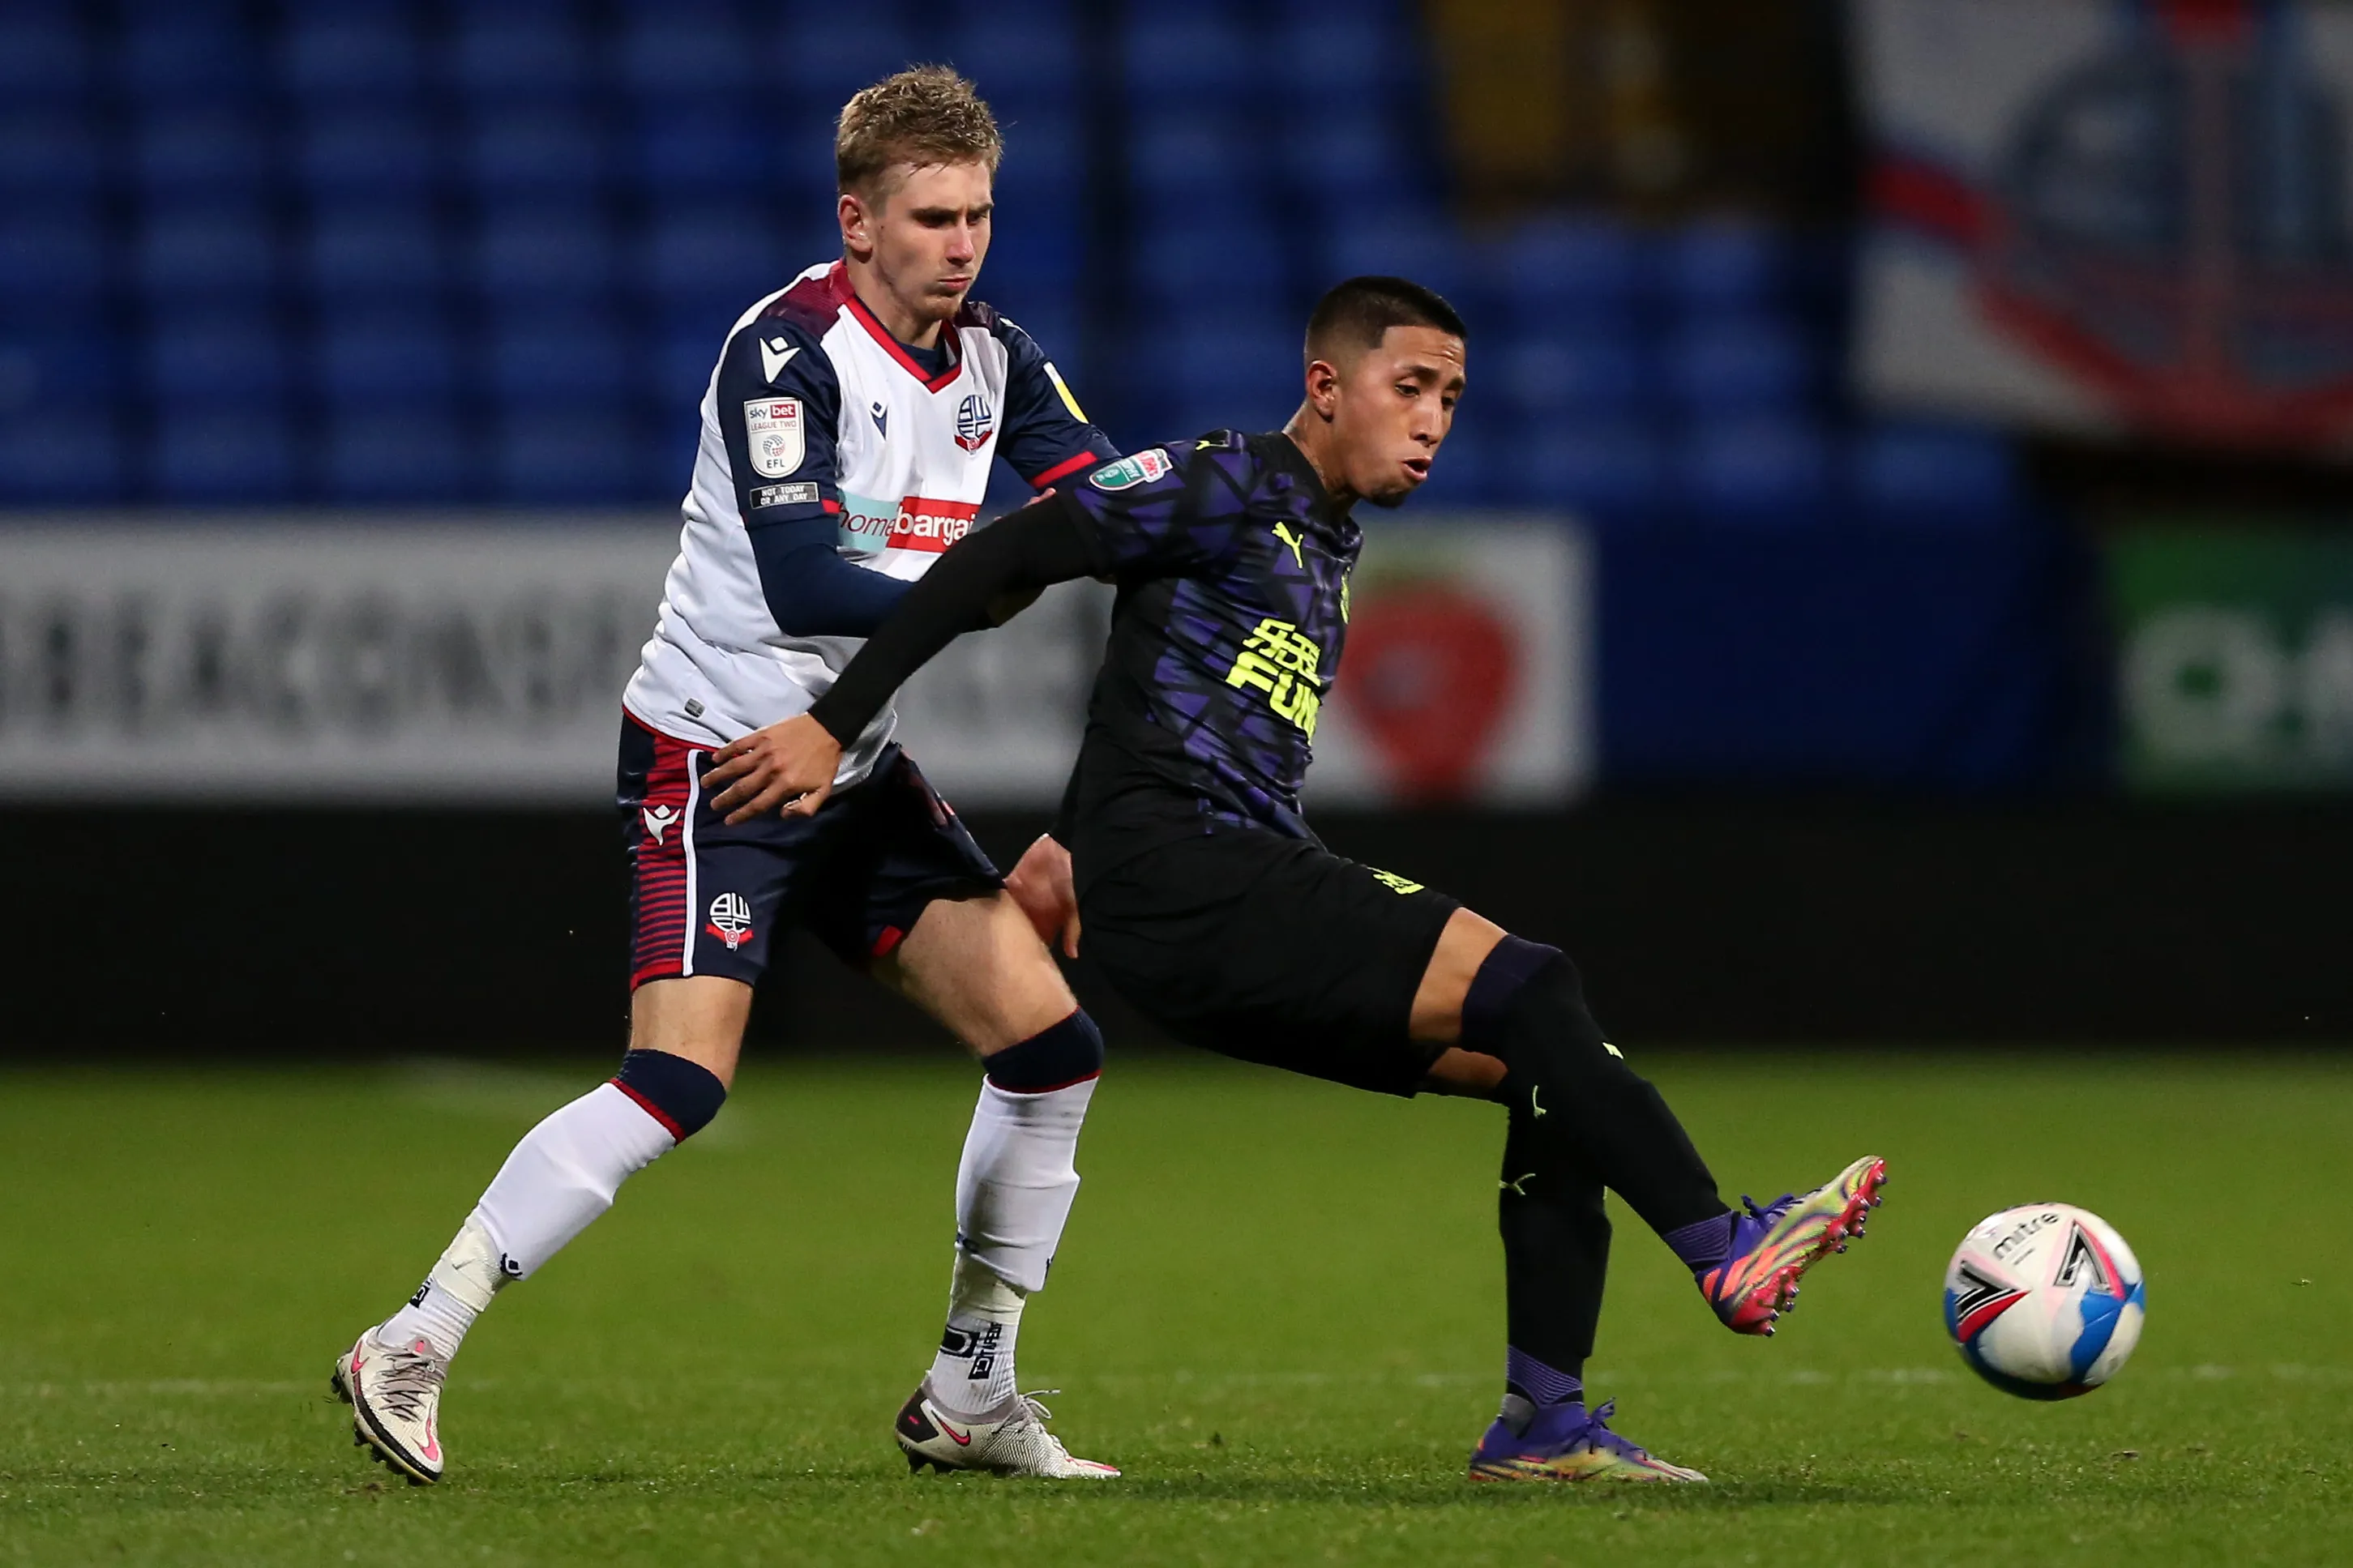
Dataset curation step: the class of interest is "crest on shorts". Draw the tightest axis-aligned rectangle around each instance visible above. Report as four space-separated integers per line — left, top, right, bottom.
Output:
743 398 805 477
705 891 755 951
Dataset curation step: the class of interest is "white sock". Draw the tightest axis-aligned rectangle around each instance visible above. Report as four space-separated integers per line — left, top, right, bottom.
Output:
380 1082 676 1360
926 1076 1096 1414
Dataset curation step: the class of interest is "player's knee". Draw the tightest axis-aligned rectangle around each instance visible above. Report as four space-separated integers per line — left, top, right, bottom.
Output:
983 1009 1104 1094
611 1048 729 1141
1462 936 1628 1083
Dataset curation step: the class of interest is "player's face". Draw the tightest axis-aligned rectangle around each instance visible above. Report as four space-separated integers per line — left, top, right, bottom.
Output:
842 160 995 332
1327 326 1466 507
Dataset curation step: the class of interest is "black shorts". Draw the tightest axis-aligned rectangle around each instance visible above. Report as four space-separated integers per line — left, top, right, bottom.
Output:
1077 825 1461 1096
616 711 1000 989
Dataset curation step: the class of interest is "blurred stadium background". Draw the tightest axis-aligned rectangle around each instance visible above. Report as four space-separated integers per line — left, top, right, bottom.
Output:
0 0 2344 1053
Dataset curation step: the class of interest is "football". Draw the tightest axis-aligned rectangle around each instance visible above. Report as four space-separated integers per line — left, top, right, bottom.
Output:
1944 1204 2146 1399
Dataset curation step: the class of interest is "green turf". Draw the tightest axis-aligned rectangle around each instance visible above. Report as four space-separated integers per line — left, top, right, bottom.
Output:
2 1050 2347 1566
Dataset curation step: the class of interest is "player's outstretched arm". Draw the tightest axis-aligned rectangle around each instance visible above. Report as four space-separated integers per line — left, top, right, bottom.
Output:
699 493 1097 822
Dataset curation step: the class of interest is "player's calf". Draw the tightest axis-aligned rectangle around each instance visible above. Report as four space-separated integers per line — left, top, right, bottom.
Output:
335 1046 728 1481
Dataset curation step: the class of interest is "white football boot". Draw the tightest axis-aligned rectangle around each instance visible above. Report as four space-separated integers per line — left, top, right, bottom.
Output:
894 1378 1120 1478
332 1328 448 1484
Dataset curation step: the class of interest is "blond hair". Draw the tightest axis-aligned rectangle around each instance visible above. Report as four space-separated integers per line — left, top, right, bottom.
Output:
836 66 1003 199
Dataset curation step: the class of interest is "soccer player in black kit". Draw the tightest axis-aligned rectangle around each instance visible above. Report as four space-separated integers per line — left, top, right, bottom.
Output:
701 277 1889 1482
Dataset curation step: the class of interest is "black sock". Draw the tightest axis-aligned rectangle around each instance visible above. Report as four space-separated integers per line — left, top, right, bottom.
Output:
1496 1082 1607 1433
1464 937 1728 1238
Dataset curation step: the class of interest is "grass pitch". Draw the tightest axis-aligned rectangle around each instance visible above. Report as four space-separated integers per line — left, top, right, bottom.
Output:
2 1049 2347 1566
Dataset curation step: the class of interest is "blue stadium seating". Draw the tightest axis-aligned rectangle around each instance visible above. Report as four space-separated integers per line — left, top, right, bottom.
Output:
0 11 91 106
1506 419 1668 519
1410 420 1496 508
0 412 122 502
493 407 641 502
472 207 617 304
321 408 476 503
119 13 263 100
614 11 754 101
1123 15 1259 109
1484 217 1654 323
632 109 775 196
781 2 918 110
130 108 270 199
314 310 460 403
1850 420 2019 526
1132 221 1290 317
463 106 608 196
148 314 289 404
1321 215 1470 305
643 207 787 310
0 207 106 310
304 203 447 301
1493 330 1658 420
1129 116 1260 218
0 112 101 202
1660 313 1817 414
1678 416 1837 523
451 10 593 100
135 203 277 301
1662 220 1795 314
1277 15 1408 109
949 21 1083 109
277 15 426 101
487 319 633 402
296 109 439 198
1277 114 1405 207
0 331 120 409
156 409 297 503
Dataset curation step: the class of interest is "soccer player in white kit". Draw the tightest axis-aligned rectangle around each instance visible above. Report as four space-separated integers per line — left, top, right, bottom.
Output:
334 68 1120 1484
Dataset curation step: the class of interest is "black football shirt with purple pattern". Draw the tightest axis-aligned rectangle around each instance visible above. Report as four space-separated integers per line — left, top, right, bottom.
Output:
1064 429 1359 874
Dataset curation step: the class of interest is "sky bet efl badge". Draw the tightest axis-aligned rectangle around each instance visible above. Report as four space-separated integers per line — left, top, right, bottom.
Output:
743 398 805 478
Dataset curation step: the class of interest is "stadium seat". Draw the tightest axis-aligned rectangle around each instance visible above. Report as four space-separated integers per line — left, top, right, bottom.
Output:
135 203 278 301
1677 416 1836 524
1493 330 1657 421
487 319 633 401
641 207 786 310
1662 218 1794 314
1660 314 1817 414
1127 116 1257 216
295 108 439 198
321 407 476 503
613 11 753 101
1487 216 1654 323
948 20 1082 110
1276 16 1407 108
1123 15 1259 109
450 11 593 100
470 206 618 304
1508 419 1667 519
1850 420 2019 526
492 406 642 502
303 202 446 301
119 12 263 100
147 314 289 403
0 411 122 503
1277 113 1405 206
653 327 725 410
0 207 106 309
631 109 774 196
996 110 1085 198
1158 318 1302 434
0 111 101 202
776 6 919 109
983 221 1083 299
277 15 426 101
0 331 121 410
0 11 90 105
1321 215 1470 305
1132 222 1290 316
156 408 297 503
129 108 269 199
462 106 608 197
313 310 460 404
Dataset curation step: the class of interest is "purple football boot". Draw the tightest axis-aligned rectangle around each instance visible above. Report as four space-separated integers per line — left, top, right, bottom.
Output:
1467 1399 1707 1484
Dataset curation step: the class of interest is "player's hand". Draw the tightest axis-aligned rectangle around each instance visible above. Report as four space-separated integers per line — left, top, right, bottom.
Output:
700 715 841 824
1005 832 1081 959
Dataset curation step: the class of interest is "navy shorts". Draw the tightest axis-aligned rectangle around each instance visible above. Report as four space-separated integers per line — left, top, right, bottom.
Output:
617 711 1002 989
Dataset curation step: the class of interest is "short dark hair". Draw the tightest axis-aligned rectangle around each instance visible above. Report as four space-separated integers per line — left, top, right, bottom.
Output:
1304 276 1468 365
